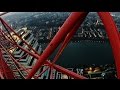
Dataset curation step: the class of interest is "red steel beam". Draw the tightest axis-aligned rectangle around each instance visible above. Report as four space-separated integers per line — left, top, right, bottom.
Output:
0 28 39 77
0 28 39 59
33 61 87 79
35 66 50 79
0 29 16 45
0 14 87 79
0 44 29 75
1 27 87 79
27 12 88 79
0 12 119 79
1 20 16 43
0 49 15 79
0 70 4 79
50 67 53 79
17 53 28 62
46 61 87 79
49 13 88 79
98 12 120 79
12 68 31 72
0 18 39 55
52 13 88 64
0 50 4 79
16 45 39 59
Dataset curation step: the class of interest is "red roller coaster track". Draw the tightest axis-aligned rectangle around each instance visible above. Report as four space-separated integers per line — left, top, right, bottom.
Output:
0 12 120 79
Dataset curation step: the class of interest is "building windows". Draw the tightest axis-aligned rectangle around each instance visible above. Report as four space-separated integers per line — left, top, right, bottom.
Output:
24 33 31 40
19 41 24 46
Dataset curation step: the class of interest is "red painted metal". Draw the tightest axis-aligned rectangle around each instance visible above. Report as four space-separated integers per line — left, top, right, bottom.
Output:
1 20 16 43
0 29 16 45
50 67 53 79
52 13 88 64
0 44 28 78
35 66 50 79
0 12 119 79
0 70 4 79
36 18 87 79
48 13 88 79
46 61 87 79
0 28 39 59
98 12 120 79
0 18 39 55
0 50 4 79
0 49 15 79
17 53 28 62
27 12 88 79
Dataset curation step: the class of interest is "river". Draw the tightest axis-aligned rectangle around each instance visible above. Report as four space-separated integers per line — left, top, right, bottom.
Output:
41 40 115 68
